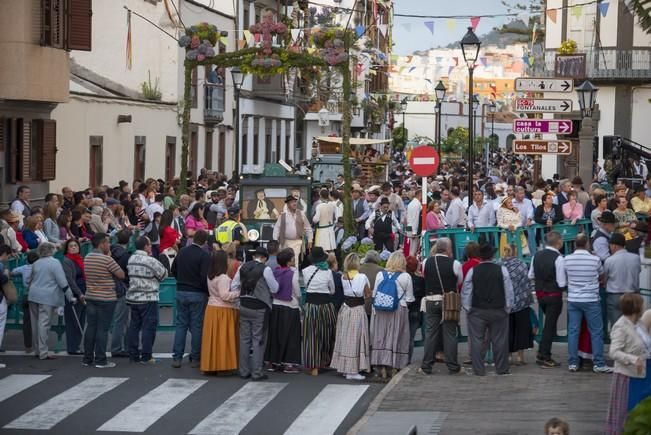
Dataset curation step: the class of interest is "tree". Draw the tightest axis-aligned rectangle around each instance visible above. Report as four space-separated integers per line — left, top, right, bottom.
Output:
392 124 408 150
630 0 651 34
441 127 487 157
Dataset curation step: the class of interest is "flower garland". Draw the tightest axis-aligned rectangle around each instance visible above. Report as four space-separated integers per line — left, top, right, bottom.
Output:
310 27 351 66
178 22 220 61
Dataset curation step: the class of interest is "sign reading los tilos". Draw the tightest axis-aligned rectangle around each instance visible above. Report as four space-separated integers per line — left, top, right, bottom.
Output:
408 146 440 176
513 119 573 134
513 140 572 155
515 98 572 113
514 78 573 93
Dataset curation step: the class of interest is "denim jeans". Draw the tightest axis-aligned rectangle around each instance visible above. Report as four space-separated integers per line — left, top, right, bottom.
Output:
84 300 117 366
128 302 159 362
172 291 207 361
110 296 129 353
567 300 606 367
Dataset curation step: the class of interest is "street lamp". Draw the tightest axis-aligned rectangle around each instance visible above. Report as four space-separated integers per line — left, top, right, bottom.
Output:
488 101 496 172
400 97 408 148
435 80 447 174
461 26 481 201
576 80 599 188
231 67 245 178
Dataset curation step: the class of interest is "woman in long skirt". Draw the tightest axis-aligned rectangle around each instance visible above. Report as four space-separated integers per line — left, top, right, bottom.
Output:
501 245 533 365
370 251 414 379
302 247 337 376
200 251 239 373
606 294 646 434
265 248 302 373
331 253 371 380
312 189 337 251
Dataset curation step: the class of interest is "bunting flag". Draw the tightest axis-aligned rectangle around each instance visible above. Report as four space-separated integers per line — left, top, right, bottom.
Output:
399 66 406 73
470 16 481 31
480 57 487 67
406 55 414 63
448 66 454 76
243 30 253 45
571 5 583 19
355 25 365 37
408 66 416 73
220 35 229 47
599 2 610 17
424 21 434 34
424 78 432 84
532 22 538 44
446 18 456 32
290 29 301 42
163 0 177 26
126 10 132 70
452 56 459 66
546 8 557 24
238 39 246 49
378 24 388 37
522 56 530 66
401 23 412 32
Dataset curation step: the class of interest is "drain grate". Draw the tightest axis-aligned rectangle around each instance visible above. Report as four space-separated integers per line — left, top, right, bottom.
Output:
358 411 448 435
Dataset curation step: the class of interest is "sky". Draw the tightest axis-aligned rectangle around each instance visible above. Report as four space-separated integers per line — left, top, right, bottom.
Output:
392 0 514 55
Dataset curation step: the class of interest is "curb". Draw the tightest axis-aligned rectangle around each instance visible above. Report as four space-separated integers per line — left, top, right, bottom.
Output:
347 365 412 435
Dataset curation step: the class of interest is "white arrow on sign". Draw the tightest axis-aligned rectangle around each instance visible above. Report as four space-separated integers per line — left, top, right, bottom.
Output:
514 78 573 93
515 98 573 113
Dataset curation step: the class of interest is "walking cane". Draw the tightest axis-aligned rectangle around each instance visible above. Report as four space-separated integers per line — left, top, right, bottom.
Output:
71 302 85 335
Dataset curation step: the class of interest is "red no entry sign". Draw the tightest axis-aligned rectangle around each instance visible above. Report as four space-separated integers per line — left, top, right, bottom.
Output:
409 146 439 177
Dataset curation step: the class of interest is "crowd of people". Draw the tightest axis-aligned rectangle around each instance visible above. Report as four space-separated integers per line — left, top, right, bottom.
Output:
0 152 650 433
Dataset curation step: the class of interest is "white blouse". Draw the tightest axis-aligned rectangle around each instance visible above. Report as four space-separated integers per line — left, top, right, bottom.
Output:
372 271 415 308
341 273 369 297
302 266 335 295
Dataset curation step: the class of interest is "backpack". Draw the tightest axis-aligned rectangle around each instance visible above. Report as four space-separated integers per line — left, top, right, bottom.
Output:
239 261 266 296
373 271 403 312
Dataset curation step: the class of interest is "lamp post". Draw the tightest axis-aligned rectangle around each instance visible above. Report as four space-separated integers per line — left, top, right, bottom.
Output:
231 67 245 178
461 26 481 202
472 93 480 191
435 80 447 174
400 97 408 148
488 101 496 173
576 80 599 186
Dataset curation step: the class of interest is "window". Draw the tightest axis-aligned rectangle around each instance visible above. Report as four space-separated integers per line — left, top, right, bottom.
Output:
165 137 176 182
253 134 259 165
205 130 213 170
242 133 248 164
218 130 225 174
134 136 146 180
41 0 92 51
89 136 103 187
2 118 56 183
265 134 271 163
276 132 282 161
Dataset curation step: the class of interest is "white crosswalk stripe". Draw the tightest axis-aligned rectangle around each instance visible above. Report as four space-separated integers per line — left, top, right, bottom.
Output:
4 376 128 430
0 374 51 403
189 382 287 435
283 384 369 435
98 378 207 432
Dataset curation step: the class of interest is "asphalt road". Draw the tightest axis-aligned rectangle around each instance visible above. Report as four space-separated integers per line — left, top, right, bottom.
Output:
0 329 384 435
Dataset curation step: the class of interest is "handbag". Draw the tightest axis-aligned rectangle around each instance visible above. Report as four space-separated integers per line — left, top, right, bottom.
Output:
434 256 460 322
2 280 18 305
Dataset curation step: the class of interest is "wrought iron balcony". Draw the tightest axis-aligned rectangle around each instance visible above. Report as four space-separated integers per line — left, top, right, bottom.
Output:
204 83 224 124
531 48 651 80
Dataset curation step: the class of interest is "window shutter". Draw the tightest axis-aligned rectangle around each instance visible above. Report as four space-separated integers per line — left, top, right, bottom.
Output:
18 120 32 182
66 0 92 51
40 120 57 181
0 118 5 152
7 119 17 184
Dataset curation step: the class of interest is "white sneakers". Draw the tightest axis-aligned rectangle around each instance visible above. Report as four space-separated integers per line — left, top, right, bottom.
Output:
345 373 366 381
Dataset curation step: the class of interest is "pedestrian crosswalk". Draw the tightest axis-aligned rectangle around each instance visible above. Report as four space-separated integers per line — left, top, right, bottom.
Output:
0 374 372 434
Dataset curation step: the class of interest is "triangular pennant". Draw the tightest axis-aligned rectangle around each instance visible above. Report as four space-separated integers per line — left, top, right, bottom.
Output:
480 57 487 67
424 21 434 34
571 5 582 19
399 66 406 73
238 39 246 49
290 29 301 41
446 18 456 32
546 9 557 24
448 66 454 76
408 66 416 73
522 56 530 66
401 23 412 32
599 2 609 17
378 24 388 37
406 55 413 63
355 25 365 37
452 56 459 66
220 35 229 47
470 16 480 31
243 30 253 45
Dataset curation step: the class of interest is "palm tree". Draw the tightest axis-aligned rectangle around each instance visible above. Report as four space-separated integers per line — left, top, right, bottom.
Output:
630 0 651 34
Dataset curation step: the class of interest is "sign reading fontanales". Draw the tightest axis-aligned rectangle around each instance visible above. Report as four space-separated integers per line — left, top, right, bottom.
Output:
513 140 572 155
515 98 572 113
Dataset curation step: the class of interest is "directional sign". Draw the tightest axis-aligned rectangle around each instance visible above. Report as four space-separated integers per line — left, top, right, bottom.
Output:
514 78 573 93
408 146 439 177
515 98 572 114
513 140 572 155
513 119 573 134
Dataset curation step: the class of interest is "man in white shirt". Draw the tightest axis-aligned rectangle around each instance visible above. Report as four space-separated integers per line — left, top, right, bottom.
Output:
145 194 165 222
445 187 467 228
467 190 496 230
366 198 400 252
406 188 422 256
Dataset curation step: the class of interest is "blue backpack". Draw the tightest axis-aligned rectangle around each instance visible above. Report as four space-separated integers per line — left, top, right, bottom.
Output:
373 271 403 312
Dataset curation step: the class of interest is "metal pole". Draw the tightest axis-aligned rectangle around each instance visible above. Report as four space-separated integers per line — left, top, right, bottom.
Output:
468 66 474 203
235 88 240 178
488 112 494 172
402 110 406 148
436 103 442 174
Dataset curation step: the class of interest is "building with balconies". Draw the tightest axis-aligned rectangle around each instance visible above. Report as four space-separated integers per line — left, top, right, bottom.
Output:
0 0 91 202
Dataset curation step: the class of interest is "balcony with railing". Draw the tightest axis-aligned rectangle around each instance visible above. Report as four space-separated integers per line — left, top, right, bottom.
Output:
531 48 651 80
204 83 224 124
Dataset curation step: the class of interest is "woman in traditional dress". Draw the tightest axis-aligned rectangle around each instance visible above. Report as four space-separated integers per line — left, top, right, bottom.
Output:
501 245 533 366
331 253 371 380
302 247 337 376
312 189 337 251
370 251 414 379
200 250 239 374
265 249 302 374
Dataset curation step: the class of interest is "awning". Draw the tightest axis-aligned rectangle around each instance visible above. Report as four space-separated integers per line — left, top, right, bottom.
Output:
316 136 393 145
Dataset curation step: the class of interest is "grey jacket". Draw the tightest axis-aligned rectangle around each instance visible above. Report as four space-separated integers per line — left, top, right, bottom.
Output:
62 257 84 298
27 257 73 307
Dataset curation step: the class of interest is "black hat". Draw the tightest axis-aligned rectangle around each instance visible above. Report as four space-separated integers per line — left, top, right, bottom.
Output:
598 211 616 224
308 247 328 264
609 233 626 247
253 246 269 258
379 197 390 206
285 195 298 203
478 243 497 260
